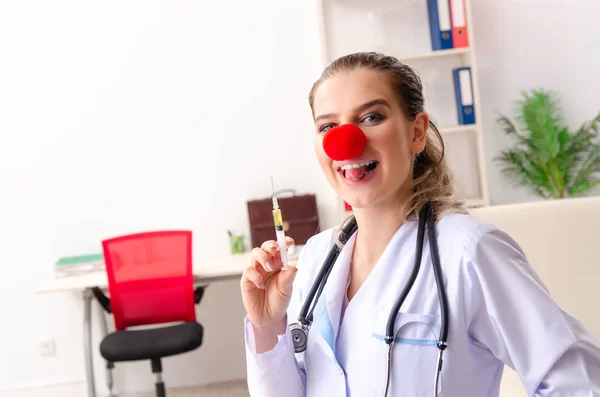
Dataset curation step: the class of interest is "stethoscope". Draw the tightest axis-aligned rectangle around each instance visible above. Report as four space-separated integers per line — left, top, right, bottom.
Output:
288 124 450 397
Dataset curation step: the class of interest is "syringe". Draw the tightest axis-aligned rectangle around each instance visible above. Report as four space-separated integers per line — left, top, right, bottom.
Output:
271 176 289 270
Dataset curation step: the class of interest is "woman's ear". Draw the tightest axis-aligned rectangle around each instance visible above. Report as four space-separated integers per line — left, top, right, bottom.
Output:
411 112 429 154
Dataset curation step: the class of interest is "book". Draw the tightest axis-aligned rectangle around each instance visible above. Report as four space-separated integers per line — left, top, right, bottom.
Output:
427 0 454 50
54 253 105 277
452 66 476 125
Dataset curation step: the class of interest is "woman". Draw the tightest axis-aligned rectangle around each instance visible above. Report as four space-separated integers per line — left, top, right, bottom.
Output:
240 52 600 396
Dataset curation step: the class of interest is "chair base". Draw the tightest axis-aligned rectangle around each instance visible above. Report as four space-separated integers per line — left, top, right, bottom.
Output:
152 358 166 397
106 361 117 397
156 381 166 397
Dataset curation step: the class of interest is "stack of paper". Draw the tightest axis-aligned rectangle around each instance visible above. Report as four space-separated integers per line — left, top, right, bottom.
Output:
54 253 105 277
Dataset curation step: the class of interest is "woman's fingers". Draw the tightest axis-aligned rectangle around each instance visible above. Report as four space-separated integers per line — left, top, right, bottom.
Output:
261 240 279 256
260 240 280 271
261 237 295 254
242 266 265 291
260 236 296 269
249 236 296 276
252 247 274 272
277 266 297 297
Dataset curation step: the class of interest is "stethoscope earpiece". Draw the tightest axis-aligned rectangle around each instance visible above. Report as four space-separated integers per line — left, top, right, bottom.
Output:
322 124 367 161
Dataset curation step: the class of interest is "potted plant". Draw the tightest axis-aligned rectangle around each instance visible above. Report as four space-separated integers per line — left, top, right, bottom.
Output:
495 89 600 199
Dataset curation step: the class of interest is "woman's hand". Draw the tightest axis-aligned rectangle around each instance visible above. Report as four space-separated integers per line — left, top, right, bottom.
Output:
241 236 297 350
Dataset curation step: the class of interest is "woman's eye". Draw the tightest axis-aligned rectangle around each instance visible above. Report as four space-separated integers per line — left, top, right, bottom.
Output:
319 124 336 133
361 113 384 124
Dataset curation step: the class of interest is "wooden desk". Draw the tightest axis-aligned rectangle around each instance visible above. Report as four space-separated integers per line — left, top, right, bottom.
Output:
34 249 299 397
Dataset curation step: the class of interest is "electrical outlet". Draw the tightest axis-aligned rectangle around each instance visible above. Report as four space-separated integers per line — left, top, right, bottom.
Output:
39 339 56 357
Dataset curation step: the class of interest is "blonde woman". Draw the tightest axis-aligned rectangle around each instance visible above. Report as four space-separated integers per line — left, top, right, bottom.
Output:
240 52 600 396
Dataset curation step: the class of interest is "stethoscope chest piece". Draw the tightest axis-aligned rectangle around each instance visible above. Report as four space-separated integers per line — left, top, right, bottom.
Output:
290 322 310 353
289 217 358 355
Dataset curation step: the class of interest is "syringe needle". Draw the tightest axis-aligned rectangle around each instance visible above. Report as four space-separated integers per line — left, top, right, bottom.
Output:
271 174 275 196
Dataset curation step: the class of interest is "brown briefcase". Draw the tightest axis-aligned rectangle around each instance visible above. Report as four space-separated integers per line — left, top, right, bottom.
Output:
247 192 320 249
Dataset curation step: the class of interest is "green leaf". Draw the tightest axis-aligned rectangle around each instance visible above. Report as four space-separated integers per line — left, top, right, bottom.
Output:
579 110 600 136
555 127 574 185
564 127 594 186
568 145 600 196
515 89 563 160
496 114 533 147
494 149 555 198
568 179 600 196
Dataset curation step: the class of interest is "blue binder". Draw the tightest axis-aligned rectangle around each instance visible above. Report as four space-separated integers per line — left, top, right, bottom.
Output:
427 0 453 50
453 67 476 125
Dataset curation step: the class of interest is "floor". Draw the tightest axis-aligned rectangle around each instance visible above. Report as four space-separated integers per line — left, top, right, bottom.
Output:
125 379 250 397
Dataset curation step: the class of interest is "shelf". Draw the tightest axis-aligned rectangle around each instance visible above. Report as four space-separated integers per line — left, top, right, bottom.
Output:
439 124 479 135
398 47 471 63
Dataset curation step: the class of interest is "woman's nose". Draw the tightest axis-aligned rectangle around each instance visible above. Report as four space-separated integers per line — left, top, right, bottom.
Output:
322 124 367 161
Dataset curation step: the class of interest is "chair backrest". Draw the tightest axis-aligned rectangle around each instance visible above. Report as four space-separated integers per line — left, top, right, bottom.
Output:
102 230 196 330
470 196 600 397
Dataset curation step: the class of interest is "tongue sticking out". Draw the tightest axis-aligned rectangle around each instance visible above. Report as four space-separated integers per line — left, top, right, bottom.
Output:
345 166 368 182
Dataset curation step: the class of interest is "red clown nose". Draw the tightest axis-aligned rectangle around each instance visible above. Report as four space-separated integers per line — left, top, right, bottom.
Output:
322 124 367 161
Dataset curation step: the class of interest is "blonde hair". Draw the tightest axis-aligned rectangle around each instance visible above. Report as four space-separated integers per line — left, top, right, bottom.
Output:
308 51 467 235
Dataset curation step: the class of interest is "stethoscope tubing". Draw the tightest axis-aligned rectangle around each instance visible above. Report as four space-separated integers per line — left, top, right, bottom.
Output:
386 204 449 346
298 217 358 325
292 203 449 397
385 206 428 342
426 205 450 346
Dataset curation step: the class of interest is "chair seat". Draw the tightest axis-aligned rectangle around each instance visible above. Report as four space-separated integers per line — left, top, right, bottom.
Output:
100 321 203 362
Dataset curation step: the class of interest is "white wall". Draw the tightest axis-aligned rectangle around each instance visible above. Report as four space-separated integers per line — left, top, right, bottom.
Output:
472 0 600 205
0 1 333 396
2 0 600 396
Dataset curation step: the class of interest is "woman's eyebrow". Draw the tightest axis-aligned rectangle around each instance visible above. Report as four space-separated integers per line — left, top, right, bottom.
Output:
355 98 390 113
314 98 390 123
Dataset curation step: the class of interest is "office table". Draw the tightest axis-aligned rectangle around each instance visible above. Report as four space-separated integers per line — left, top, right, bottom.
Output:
34 249 299 397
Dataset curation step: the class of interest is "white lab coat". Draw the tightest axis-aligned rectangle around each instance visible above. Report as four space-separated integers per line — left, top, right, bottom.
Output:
244 213 600 396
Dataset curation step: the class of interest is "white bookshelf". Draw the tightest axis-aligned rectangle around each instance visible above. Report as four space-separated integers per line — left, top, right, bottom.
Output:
399 47 471 62
315 0 490 217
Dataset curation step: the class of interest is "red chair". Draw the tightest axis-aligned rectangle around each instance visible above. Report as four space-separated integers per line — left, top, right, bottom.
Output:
92 230 204 397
